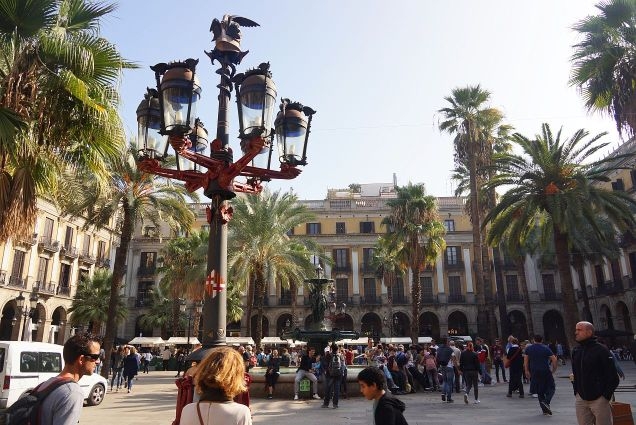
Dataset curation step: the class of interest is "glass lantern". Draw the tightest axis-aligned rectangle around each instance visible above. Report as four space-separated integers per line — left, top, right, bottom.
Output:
235 63 277 140
136 89 167 159
275 100 315 166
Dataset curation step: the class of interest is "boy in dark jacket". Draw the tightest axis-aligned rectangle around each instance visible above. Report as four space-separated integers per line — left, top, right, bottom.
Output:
358 366 409 425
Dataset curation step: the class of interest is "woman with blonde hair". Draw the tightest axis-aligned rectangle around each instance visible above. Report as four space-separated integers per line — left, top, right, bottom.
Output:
181 347 252 425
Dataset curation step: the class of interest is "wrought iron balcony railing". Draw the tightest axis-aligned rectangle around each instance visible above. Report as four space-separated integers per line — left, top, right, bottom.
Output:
38 237 60 253
448 294 466 303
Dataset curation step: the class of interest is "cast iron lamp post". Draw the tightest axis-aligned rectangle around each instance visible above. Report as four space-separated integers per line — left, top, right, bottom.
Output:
179 299 204 352
136 15 314 357
15 292 38 341
383 314 399 338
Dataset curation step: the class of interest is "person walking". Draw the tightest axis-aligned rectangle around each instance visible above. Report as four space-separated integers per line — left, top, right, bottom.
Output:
572 321 619 425
293 347 321 400
492 339 507 384
122 346 140 393
524 334 558 415
459 342 480 404
436 337 457 403
36 333 102 425
162 346 172 371
322 343 343 408
110 346 124 392
265 349 281 399
506 337 524 398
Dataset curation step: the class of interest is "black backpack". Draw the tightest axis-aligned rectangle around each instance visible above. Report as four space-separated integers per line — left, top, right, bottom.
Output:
436 346 453 365
328 353 343 377
5 377 73 425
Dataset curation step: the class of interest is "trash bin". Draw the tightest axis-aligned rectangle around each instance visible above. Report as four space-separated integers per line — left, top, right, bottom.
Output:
299 377 311 399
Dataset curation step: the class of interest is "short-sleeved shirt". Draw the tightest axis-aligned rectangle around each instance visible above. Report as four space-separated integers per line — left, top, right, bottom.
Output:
181 401 252 425
39 378 84 425
525 343 553 373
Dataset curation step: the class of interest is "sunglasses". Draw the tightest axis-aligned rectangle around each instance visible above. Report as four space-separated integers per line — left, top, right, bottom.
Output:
83 353 100 361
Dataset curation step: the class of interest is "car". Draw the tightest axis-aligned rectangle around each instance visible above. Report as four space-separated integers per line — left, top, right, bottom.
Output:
0 341 107 408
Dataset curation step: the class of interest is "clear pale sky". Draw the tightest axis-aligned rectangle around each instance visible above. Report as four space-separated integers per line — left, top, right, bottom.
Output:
100 1 621 200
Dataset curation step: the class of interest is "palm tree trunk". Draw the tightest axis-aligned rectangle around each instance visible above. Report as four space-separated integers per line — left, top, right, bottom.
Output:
255 278 266 348
171 298 181 337
410 264 421 344
554 231 579 350
245 275 255 337
100 202 133 378
290 281 297 332
516 256 535 337
575 263 592 322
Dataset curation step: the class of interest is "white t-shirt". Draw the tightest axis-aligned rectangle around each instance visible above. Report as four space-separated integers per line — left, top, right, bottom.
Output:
39 378 84 425
181 401 252 425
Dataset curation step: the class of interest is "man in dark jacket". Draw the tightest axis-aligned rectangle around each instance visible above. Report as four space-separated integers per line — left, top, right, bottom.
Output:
572 321 619 425
293 347 321 400
358 366 409 425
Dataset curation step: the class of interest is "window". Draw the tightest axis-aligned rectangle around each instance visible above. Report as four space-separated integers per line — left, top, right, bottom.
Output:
610 259 621 282
64 226 74 250
11 250 25 279
143 226 156 237
333 249 349 270
360 221 375 234
40 352 62 372
631 170 636 189
392 277 406 301
542 274 556 295
78 269 89 283
363 278 376 298
43 218 54 240
335 222 346 234
448 276 462 296
335 278 349 300
506 275 519 296
37 257 49 283
82 234 91 255
594 264 605 286
362 248 375 268
136 281 154 307
420 276 434 300
612 178 625 191
280 287 292 305
286 226 294 236
97 241 107 260
445 246 459 265
306 223 321 235
141 252 157 270
59 264 71 287
444 219 455 232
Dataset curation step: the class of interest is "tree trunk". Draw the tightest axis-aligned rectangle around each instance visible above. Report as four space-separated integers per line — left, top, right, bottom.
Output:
100 203 134 378
575 263 593 322
290 280 297 332
245 275 255 337
516 256 535 337
554 230 579 350
410 265 421 344
254 269 266 348
171 298 181 337
492 248 509 339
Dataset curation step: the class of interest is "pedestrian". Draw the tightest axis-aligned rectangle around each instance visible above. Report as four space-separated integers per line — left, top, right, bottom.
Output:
491 338 507 383
123 346 140 393
162 346 172 371
265 349 281 399
424 347 439 391
322 343 343 408
524 334 558 415
630 335 636 366
436 337 457 403
571 321 619 425
474 338 492 385
506 337 524 398
37 332 102 425
293 347 321 400
180 346 252 425
175 349 186 377
110 346 124 392
357 366 409 425
459 342 480 404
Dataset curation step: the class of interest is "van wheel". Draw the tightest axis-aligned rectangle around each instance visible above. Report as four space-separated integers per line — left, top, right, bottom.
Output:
87 383 105 406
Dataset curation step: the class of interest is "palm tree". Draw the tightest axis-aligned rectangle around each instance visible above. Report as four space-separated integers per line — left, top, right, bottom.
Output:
138 291 172 339
571 0 636 136
484 123 636 349
439 85 506 339
228 190 321 347
371 235 406 306
58 147 197 377
69 269 127 334
0 0 136 241
382 183 446 342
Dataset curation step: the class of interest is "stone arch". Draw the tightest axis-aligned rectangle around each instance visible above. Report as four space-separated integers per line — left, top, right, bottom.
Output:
448 310 469 336
599 304 614 330
333 313 354 331
615 301 632 333
508 310 528 341
418 312 440 339
134 315 154 337
543 310 566 346
361 312 382 340
0 300 18 340
276 313 294 336
227 320 242 337
51 306 68 344
250 315 270 338
392 311 410 337
32 302 47 342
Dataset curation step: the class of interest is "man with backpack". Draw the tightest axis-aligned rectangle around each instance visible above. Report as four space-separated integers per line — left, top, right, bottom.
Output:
436 337 457 403
6 332 101 425
322 343 344 408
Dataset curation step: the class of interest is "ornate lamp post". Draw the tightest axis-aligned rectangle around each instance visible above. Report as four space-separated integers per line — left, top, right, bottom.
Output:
15 292 38 341
179 299 204 352
383 314 399 338
136 15 314 357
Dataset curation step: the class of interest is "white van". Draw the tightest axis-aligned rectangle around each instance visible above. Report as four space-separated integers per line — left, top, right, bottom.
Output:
0 341 107 409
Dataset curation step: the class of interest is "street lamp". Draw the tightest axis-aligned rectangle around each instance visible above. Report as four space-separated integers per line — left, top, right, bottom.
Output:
179 299 204 352
136 15 315 355
15 292 38 341
383 314 399 338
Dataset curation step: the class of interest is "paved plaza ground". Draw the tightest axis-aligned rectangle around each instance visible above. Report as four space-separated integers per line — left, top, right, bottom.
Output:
80 362 636 425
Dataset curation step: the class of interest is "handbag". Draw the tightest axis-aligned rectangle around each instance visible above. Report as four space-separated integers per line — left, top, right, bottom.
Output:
610 401 634 425
503 347 521 368
196 401 206 425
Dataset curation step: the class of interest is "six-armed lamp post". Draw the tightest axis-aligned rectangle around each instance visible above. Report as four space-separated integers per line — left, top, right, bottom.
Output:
135 15 315 358
179 299 204 352
15 292 39 341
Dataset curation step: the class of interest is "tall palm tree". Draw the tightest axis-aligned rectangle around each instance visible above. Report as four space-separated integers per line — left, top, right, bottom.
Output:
571 0 636 136
138 291 172 339
69 269 127 334
484 123 636 349
382 183 446 342
0 0 136 241
228 190 321 347
58 147 197 377
439 85 507 339
371 235 407 306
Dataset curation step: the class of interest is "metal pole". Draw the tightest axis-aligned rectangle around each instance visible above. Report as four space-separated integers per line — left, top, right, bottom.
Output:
21 311 28 342
187 314 192 353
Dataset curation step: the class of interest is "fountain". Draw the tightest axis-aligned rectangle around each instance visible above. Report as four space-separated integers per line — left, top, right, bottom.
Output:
282 265 359 352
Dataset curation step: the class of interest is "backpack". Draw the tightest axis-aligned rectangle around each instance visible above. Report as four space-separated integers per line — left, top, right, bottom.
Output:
477 350 487 363
436 346 453 365
6 377 73 425
329 353 342 377
396 352 407 367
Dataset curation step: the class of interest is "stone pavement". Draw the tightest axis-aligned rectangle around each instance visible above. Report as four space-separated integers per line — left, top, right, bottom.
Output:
80 362 636 425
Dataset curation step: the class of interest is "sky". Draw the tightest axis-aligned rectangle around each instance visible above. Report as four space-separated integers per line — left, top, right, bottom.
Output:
100 1 623 200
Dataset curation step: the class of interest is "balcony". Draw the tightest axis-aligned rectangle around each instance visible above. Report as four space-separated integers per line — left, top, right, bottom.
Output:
8 275 26 289
537 256 557 270
33 280 56 295
448 294 466 303
137 267 157 278
421 294 438 304
444 260 464 270
506 293 524 302
332 264 351 273
359 264 377 274
79 251 96 265
96 258 111 268
60 246 79 260
596 281 624 296
393 295 409 304
38 236 60 253
15 233 38 247
361 295 381 305
279 295 292 306
539 292 562 301
57 285 71 296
